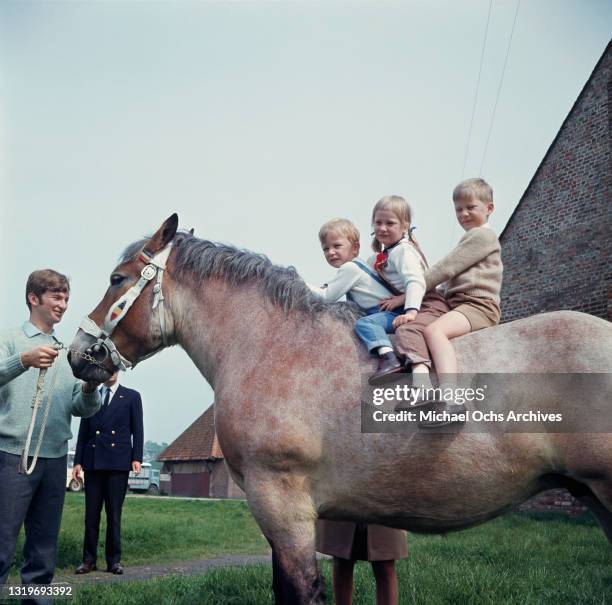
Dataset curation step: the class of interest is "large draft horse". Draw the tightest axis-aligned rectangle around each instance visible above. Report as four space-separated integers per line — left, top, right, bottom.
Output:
69 215 612 604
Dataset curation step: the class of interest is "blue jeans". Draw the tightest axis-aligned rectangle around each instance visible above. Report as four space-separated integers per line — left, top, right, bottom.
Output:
0 450 66 602
354 307 401 353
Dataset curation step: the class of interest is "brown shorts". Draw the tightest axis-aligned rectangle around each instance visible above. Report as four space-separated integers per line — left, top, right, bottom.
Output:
393 291 499 367
316 519 408 561
393 291 450 368
446 293 500 331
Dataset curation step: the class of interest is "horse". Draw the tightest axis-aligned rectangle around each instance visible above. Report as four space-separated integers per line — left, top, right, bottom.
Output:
69 214 612 605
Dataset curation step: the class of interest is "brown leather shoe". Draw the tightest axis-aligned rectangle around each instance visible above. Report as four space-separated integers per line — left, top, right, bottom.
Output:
418 402 467 428
107 563 124 575
368 352 403 386
75 561 97 574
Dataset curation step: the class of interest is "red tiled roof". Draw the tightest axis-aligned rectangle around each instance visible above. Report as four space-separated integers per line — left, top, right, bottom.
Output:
157 404 224 462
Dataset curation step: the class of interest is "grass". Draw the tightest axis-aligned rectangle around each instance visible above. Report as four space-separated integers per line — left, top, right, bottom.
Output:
9 494 269 575
68 512 612 605
7 496 612 604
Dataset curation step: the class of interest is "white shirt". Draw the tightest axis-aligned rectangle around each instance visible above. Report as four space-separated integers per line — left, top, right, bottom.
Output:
309 259 393 310
366 238 427 311
99 382 119 407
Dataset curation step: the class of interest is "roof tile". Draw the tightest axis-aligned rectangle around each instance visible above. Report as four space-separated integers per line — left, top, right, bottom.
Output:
157 404 223 461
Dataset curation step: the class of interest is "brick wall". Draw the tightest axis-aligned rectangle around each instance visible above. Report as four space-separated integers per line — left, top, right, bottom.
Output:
517 489 586 516
501 43 611 516
499 42 611 323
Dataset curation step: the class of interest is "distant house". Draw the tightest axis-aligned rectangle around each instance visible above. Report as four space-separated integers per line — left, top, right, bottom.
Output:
157 404 244 499
499 41 611 322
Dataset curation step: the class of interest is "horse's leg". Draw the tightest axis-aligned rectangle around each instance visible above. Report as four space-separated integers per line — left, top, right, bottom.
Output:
246 475 325 605
564 437 612 544
578 482 612 543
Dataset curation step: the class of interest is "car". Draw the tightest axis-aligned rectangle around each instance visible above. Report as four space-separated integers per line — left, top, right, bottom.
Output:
128 462 161 494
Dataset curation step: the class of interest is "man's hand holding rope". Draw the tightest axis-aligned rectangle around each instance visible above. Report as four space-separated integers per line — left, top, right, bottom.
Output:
20 346 59 369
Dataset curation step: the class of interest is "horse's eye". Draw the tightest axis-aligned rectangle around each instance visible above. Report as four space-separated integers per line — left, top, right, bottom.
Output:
110 274 125 287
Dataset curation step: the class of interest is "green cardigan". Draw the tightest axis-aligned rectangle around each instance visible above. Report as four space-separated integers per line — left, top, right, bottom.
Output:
0 321 101 458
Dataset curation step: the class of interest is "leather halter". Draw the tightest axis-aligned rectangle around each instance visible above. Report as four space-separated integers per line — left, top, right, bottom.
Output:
78 242 173 371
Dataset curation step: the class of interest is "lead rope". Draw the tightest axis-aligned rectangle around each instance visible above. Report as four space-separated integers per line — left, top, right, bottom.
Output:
19 342 106 475
19 344 63 475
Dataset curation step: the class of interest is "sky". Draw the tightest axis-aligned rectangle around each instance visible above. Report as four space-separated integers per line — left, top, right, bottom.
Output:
1 1 610 444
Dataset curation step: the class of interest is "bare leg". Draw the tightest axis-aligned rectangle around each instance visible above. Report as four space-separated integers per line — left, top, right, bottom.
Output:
371 560 399 605
424 311 471 378
420 311 472 427
332 557 355 605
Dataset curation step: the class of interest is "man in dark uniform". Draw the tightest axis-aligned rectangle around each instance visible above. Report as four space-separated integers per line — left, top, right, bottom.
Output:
72 371 143 575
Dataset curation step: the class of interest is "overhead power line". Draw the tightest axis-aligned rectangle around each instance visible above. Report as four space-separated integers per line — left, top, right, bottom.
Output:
479 0 521 176
461 0 493 179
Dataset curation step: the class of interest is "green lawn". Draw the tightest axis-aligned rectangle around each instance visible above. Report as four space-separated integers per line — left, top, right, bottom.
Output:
7 495 612 604
10 494 269 575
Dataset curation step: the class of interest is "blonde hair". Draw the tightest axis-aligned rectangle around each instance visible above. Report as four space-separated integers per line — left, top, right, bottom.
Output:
370 195 428 266
370 195 412 253
453 178 493 205
318 218 360 245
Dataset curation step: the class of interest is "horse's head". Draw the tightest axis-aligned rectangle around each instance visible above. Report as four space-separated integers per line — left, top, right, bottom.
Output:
69 214 179 383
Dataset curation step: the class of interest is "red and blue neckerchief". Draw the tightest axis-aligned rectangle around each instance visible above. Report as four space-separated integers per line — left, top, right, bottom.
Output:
374 238 404 272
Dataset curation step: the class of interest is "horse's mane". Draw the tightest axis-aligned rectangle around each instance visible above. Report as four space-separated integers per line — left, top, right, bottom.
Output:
121 234 363 325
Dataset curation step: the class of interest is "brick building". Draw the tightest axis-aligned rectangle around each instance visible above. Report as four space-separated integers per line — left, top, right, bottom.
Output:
502 42 611 515
499 41 611 322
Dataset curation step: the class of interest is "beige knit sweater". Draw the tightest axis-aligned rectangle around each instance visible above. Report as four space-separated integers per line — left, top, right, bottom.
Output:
425 225 503 304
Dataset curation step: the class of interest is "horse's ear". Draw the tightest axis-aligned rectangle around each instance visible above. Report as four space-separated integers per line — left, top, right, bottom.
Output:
145 214 179 254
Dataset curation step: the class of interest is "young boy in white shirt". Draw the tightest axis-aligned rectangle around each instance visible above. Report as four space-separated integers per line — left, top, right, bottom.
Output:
309 218 403 312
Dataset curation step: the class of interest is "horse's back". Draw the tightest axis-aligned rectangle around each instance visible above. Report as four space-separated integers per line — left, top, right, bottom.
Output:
454 311 611 373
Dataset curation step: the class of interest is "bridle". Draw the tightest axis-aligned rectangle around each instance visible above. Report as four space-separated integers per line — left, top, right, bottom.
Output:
78 242 173 372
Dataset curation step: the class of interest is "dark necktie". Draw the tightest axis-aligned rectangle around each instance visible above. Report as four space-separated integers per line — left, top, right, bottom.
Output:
102 387 111 414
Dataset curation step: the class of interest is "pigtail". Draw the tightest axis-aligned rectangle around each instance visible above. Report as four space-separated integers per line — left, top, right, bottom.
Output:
371 234 383 254
408 227 429 268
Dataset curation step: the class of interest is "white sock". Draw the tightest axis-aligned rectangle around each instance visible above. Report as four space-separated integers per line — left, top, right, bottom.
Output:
377 346 393 356
409 364 431 389
414 374 433 389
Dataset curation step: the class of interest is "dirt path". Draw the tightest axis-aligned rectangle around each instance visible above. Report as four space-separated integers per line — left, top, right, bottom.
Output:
53 554 330 585
53 554 273 585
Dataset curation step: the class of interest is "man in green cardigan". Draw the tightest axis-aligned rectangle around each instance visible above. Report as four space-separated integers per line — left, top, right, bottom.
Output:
0 269 101 598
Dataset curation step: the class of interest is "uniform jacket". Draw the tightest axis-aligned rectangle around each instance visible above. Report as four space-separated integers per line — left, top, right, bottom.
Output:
74 384 143 471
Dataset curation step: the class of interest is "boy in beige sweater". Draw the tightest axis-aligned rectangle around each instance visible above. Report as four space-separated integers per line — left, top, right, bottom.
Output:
397 178 503 427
